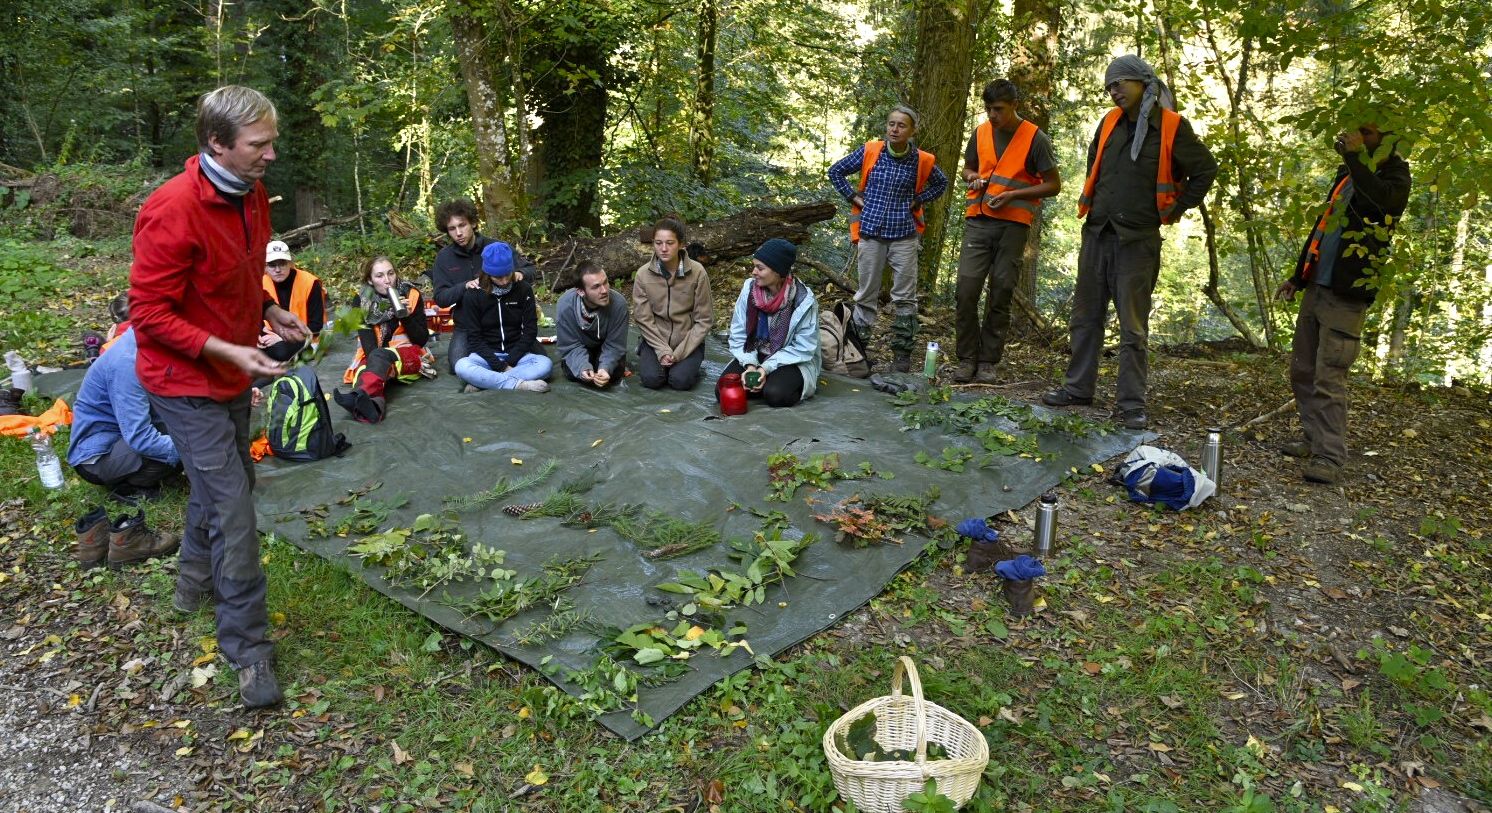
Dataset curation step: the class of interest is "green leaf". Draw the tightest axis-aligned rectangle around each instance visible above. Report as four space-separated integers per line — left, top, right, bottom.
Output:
984 618 1009 640
420 631 443 652
633 647 667 665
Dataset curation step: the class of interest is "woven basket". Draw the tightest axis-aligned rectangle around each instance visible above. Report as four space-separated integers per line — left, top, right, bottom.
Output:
821 656 990 812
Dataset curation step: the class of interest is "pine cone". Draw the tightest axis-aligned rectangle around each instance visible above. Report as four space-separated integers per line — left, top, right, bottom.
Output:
503 502 539 516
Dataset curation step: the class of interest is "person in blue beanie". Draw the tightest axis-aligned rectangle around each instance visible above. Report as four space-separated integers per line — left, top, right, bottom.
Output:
722 239 822 407
452 242 552 393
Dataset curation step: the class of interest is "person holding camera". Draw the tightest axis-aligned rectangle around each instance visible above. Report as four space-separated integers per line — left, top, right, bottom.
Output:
1275 123 1411 484
334 256 434 423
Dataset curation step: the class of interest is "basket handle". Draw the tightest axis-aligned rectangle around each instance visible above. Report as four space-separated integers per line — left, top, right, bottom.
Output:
889 655 930 763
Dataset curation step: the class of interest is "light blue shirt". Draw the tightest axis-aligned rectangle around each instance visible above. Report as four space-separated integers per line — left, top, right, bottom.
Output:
66 329 180 468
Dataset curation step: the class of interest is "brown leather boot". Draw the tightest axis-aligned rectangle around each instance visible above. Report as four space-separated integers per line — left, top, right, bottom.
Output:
75 507 110 568
107 511 180 567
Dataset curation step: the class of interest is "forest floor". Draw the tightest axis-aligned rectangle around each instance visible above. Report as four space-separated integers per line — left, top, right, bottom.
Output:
1 239 1490 813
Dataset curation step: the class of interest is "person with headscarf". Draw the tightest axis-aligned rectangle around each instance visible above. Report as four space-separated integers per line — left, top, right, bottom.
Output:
828 105 949 372
1041 55 1217 430
722 239 822 408
1275 123 1410 484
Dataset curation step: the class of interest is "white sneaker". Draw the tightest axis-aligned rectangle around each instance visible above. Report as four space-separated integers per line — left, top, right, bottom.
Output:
515 379 550 393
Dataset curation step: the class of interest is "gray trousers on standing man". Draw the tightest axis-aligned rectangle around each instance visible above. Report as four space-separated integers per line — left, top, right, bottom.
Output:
955 218 1029 365
1288 284 1367 467
854 236 920 335
1061 227 1162 413
148 390 271 670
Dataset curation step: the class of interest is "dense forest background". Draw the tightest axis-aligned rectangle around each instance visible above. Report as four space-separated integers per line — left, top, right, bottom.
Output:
2 0 1490 386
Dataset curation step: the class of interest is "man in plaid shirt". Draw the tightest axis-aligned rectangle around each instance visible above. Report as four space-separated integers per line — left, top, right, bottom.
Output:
829 105 948 371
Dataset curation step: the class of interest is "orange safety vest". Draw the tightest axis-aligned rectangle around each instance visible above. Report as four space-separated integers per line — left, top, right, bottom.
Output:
343 287 426 384
1077 107 1184 224
1300 175 1353 281
965 119 1044 225
849 140 937 243
262 266 324 332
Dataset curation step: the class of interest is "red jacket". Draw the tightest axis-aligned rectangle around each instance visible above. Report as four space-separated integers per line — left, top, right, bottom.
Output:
129 155 274 401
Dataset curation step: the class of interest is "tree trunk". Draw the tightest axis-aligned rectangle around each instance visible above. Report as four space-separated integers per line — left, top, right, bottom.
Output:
1200 203 1266 348
1008 0 1061 331
450 6 520 228
690 0 718 186
541 202 837 290
908 0 984 297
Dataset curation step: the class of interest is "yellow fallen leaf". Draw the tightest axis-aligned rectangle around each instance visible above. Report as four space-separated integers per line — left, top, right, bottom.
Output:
270 611 286 626
67 694 81 707
227 727 253 742
1325 806 1341 813
517 707 531 719
591 438 604 448
1222 691 1248 700
175 747 193 757
658 408 672 413
510 457 523 465
171 720 191 729
1094 594 1116 604
455 762 475 777
1148 742 1172 752
191 653 216 667
684 625 705 641
201 636 219 654
1400 428 1417 438
462 437 473 443
525 765 549 786
1342 781 1364 792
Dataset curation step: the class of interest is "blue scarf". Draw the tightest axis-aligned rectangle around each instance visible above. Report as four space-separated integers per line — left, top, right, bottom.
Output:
199 152 254 197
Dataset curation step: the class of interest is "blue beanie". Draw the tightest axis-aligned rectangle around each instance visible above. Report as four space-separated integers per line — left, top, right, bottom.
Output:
753 238 797 276
481 241 515 277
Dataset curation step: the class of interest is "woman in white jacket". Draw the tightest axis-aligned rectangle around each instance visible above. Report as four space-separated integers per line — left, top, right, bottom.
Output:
722 238 822 407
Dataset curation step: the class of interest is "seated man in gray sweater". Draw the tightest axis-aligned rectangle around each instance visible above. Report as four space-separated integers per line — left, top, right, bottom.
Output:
555 261 629 388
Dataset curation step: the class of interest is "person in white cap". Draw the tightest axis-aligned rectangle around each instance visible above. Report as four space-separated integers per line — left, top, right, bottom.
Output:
260 238 326 357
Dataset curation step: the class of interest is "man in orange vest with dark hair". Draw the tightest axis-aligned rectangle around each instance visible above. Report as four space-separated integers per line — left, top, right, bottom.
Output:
954 80 1062 384
1276 122 1410 484
1042 55 1217 430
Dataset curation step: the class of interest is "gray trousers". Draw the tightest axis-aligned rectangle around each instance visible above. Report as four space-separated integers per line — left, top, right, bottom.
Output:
1289 284 1368 466
72 437 178 492
1062 228 1162 412
853 236 920 330
955 218 1030 364
148 390 271 669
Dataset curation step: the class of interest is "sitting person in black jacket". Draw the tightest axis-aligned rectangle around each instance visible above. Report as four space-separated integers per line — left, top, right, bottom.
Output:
452 242 552 393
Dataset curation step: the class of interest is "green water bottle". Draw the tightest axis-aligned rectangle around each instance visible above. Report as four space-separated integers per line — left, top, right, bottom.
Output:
923 341 939 379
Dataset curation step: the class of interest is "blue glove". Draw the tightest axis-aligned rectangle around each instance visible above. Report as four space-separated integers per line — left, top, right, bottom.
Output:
995 555 1046 581
956 517 998 542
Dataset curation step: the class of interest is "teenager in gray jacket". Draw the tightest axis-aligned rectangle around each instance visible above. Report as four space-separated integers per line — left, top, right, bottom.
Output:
555 261 629 388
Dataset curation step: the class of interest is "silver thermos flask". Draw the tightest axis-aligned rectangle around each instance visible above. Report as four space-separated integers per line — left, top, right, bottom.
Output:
389 287 410 319
1034 493 1058 558
1201 427 1223 487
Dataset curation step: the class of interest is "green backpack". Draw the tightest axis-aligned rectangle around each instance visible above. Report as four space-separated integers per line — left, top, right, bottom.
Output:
264 366 350 462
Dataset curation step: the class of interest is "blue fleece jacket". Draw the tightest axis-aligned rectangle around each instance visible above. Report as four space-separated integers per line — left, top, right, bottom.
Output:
66 329 180 468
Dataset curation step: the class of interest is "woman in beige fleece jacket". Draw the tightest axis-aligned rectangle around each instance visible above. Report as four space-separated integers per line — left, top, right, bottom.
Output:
632 218 713 390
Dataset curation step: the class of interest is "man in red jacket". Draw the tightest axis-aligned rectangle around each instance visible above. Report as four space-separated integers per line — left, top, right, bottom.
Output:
129 85 306 708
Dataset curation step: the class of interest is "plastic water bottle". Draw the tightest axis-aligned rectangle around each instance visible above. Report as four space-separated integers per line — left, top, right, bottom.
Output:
923 341 939 379
1201 427 1223 488
28 428 64 490
1033 493 1058 557
5 350 32 393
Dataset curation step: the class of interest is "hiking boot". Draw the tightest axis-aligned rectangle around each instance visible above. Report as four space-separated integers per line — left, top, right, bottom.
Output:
890 354 912 374
75 507 110 568
1279 439 1311 459
1303 456 1341 484
107 511 180 567
952 360 977 383
515 379 550 393
173 558 213 614
333 388 383 423
1120 408 1148 430
1041 388 1092 407
0 387 21 417
973 366 1002 385
237 658 284 709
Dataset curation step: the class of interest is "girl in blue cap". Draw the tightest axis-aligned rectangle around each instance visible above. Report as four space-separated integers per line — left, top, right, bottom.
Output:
452 241 552 392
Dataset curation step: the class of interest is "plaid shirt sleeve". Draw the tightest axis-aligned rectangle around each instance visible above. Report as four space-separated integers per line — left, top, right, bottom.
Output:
828 145 867 201
915 164 949 205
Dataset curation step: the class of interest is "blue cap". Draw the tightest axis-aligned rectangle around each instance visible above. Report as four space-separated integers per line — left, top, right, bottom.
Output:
481 242 515 277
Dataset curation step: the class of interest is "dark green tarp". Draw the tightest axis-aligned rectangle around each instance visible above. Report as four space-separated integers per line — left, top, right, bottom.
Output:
39 333 1145 739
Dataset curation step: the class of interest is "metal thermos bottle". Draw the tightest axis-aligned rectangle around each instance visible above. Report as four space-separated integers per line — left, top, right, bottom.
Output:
389 288 410 319
1034 493 1058 558
1201 427 1223 487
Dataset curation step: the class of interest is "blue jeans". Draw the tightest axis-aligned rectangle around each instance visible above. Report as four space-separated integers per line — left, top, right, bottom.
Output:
455 352 552 390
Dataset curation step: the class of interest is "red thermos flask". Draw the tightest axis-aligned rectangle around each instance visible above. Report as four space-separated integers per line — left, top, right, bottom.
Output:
717 373 748 416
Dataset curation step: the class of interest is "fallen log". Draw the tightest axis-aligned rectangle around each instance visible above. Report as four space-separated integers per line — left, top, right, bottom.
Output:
537 201 838 291
280 211 368 249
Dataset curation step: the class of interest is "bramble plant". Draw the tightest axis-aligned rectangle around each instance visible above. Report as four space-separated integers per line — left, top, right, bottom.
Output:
766 451 888 502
